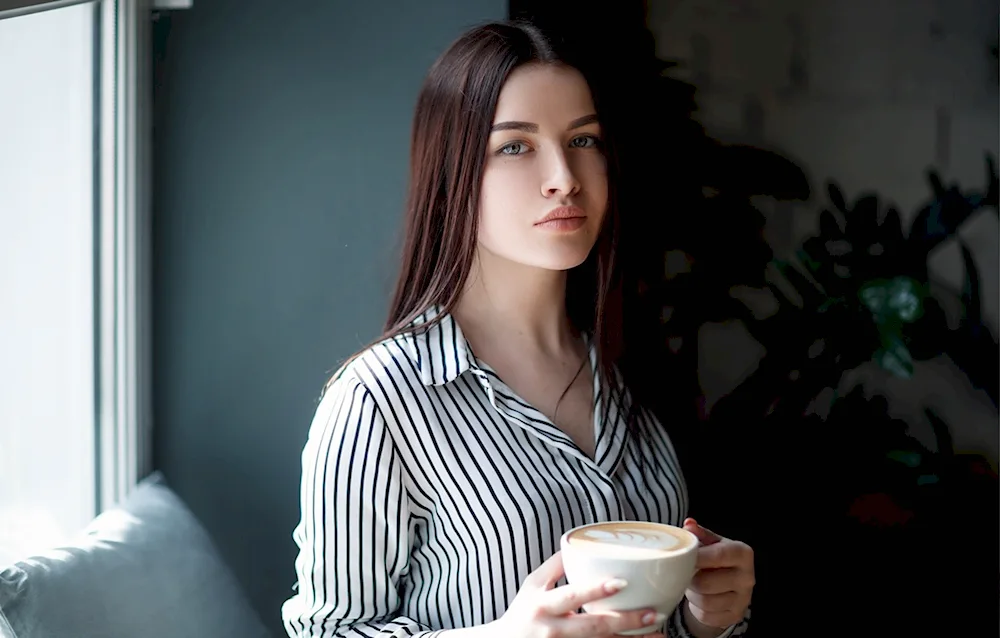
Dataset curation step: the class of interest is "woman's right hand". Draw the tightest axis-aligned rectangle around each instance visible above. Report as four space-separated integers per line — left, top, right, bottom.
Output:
489 551 667 638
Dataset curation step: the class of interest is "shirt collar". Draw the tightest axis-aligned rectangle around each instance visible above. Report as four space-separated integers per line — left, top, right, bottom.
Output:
403 306 629 475
402 306 476 386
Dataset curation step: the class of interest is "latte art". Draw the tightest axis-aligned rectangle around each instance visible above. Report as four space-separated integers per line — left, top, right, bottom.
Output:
565 522 694 558
577 528 681 550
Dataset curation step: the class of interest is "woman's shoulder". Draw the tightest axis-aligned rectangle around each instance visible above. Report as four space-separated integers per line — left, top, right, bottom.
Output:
325 331 422 397
309 335 422 443
328 306 468 393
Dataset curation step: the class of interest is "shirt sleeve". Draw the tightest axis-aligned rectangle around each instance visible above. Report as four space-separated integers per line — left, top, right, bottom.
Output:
667 603 749 638
282 373 441 638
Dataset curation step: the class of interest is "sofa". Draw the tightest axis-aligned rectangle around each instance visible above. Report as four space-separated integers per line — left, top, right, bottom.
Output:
0 472 272 638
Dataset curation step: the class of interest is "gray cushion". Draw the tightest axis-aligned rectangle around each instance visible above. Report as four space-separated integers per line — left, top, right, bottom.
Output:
0 472 271 638
0 605 14 638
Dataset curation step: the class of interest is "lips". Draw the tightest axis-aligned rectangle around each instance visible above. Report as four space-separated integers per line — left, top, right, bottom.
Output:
535 205 586 229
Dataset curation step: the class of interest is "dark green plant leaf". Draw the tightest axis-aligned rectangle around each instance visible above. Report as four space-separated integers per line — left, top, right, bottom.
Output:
847 195 881 238
927 168 946 199
959 242 981 331
819 209 843 239
924 408 954 458
985 154 998 211
860 280 891 317
887 450 922 468
828 181 847 212
909 181 980 256
774 258 827 308
740 290 810 354
876 332 914 378
887 277 923 323
901 297 947 361
796 240 851 299
795 242 823 276
881 206 905 248
944 322 1000 408
860 277 922 326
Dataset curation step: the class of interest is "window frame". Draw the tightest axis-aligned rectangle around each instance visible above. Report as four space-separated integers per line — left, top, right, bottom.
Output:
95 0 153 511
0 0 93 21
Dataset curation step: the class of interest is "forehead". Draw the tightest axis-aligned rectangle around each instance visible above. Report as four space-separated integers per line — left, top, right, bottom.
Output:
492 64 596 123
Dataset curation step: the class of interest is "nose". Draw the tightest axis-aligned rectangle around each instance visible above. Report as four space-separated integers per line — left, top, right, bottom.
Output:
540 147 581 198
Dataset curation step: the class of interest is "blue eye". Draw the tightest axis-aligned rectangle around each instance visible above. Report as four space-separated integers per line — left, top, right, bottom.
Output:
499 142 529 156
571 135 600 149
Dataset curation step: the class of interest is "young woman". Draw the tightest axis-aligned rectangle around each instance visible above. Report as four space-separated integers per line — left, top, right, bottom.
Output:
282 20 754 638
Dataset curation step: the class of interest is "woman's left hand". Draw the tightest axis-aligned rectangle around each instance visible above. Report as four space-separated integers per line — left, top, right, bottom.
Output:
680 518 754 633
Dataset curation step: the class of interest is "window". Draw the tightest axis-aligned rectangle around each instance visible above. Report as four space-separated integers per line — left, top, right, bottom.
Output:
0 0 151 566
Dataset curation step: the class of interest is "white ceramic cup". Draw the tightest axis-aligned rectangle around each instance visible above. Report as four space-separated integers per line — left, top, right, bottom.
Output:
560 520 699 636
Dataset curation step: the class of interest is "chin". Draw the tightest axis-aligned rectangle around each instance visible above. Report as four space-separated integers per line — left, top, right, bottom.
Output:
531 249 594 272
482 233 599 272
528 235 600 270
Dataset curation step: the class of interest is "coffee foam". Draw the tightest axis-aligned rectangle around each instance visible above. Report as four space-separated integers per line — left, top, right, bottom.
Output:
565 522 693 558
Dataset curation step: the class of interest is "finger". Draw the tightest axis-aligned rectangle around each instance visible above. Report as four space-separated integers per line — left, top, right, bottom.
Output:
686 598 743 630
689 567 753 595
553 608 667 636
685 590 739 613
695 540 753 570
538 577 631 616
523 551 564 590
683 518 723 546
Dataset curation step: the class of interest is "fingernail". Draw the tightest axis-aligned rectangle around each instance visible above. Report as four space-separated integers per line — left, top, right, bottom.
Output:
604 578 628 593
641 612 667 625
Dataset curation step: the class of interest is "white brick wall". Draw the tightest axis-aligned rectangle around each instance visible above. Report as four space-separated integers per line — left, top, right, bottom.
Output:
647 0 999 463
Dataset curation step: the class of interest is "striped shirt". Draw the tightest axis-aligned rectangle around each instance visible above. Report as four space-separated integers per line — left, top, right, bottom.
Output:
282 307 750 637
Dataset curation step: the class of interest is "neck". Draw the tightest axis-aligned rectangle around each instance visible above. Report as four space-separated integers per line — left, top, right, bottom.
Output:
453 247 578 356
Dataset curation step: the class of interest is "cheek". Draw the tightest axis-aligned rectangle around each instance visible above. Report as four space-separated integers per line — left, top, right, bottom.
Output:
477 183 506 250
576 155 609 224
478 165 536 235
482 162 537 199
573 153 607 197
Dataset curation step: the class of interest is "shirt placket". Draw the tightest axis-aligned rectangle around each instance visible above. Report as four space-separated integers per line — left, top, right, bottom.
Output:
471 366 626 523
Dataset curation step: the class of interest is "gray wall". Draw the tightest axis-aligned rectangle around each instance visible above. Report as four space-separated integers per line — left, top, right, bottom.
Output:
151 0 505 632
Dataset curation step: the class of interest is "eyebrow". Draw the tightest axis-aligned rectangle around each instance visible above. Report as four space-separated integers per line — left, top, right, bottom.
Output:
490 113 600 133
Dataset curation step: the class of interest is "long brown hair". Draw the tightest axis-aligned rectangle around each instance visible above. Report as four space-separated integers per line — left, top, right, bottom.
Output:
338 20 659 442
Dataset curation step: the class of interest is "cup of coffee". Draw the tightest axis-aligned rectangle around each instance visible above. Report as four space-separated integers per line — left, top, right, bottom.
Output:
560 521 699 636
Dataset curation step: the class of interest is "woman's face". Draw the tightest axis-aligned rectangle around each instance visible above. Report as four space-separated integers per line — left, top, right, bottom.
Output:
478 63 608 272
